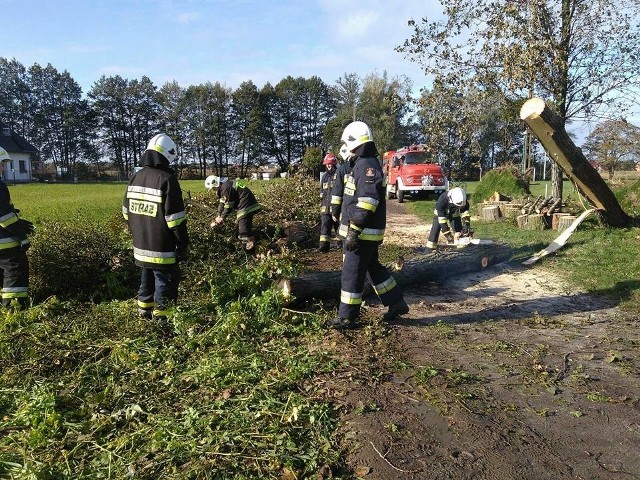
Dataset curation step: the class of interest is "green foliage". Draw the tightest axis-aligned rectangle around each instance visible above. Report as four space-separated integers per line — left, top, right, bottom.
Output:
28 214 137 301
473 165 530 204
256 177 320 228
614 179 640 217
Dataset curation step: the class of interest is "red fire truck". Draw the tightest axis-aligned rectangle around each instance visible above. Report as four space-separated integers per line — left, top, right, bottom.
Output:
383 144 448 202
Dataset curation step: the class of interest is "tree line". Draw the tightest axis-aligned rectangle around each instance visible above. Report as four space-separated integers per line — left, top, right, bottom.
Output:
0 56 541 181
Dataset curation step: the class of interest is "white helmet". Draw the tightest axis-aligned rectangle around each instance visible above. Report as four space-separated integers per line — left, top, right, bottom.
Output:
339 144 351 161
341 121 373 153
204 175 228 190
0 147 11 162
146 133 177 163
448 187 467 207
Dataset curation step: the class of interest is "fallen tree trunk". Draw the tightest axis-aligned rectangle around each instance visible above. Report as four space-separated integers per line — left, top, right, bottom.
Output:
278 242 513 304
520 97 631 227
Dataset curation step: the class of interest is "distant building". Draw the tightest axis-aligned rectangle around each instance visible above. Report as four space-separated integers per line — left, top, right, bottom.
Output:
0 120 38 183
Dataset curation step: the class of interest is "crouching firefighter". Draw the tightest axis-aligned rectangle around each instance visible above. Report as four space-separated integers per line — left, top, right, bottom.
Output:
327 121 409 329
123 133 189 324
318 153 339 252
211 178 261 251
425 187 471 250
0 147 34 310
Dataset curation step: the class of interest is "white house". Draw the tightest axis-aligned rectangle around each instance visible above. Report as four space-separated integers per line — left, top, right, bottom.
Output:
0 120 38 183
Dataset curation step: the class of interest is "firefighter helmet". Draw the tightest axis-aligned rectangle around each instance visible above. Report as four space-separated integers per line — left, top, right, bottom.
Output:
0 147 10 162
205 175 228 190
448 187 467 207
323 153 337 166
341 121 373 153
146 133 177 163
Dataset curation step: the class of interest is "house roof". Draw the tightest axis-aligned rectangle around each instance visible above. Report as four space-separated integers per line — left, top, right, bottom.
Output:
0 120 38 154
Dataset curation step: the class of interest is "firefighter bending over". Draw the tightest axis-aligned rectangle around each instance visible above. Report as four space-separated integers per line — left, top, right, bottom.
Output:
425 187 471 250
210 177 261 251
327 121 409 329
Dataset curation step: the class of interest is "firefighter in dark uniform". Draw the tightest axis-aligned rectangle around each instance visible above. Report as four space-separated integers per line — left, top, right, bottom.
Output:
425 187 471 250
327 121 409 329
211 178 261 251
318 153 339 252
329 145 353 226
123 133 189 323
0 147 33 310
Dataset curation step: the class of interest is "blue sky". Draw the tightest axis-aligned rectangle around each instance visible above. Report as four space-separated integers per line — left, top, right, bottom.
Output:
2 0 637 143
1 0 436 94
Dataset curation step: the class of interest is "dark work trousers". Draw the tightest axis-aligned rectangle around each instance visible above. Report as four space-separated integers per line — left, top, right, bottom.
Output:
338 241 403 320
138 264 181 318
236 214 256 241
427 212 463 246
319 214 338 243
0 248 29 309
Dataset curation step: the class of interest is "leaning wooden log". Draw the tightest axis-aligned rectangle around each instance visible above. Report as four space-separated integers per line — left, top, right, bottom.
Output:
481 205 501 221
520 97 631 227
527 195 543 214
536 196 554 213
278 242 514 304
546 197 563 216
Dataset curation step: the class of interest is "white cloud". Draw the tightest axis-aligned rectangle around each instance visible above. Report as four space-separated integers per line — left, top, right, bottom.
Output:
176 12 199 25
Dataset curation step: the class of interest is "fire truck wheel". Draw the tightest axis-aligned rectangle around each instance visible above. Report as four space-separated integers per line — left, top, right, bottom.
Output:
397 189 405 203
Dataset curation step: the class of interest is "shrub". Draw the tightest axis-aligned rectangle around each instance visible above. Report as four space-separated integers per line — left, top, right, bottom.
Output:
473 165 531 204
28 214 137 301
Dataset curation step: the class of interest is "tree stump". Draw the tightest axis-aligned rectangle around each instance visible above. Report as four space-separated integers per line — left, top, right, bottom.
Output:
517 214 529 229
557 215 577 232
552 213 571 230
277 242 513 304
481 205 501 221
525 214 548 230
504 205 523 219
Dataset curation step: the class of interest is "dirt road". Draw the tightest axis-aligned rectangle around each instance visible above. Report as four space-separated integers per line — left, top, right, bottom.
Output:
318 201 640 479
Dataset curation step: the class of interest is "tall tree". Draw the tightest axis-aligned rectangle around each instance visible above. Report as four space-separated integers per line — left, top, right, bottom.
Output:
0 58 34 138
231 81 265 178
398 0 640 198
28 63 95 176
582 119 640 178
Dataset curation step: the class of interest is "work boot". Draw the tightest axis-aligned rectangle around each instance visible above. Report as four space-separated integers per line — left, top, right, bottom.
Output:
326 316 358 330
138 308 152 319
383 299 410 321
317 242 330 253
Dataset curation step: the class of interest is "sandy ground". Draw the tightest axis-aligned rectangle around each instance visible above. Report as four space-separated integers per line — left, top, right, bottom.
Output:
314 201 640 480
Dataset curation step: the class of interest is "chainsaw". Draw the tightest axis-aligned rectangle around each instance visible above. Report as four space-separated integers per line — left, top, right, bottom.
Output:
446 230 493 247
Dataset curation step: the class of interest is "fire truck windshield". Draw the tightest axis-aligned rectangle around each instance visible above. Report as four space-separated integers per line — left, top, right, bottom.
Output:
403 152 432 165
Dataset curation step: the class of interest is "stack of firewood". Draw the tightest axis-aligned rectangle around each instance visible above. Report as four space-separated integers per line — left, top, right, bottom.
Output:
516 195 570 230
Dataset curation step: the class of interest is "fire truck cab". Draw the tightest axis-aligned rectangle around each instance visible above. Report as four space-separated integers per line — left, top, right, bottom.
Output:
383 144 448 203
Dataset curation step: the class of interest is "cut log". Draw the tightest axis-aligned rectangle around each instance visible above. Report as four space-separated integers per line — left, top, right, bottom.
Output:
551 213 571 230
278 242 513 304
546 198 563 215
520 98 631 227
525 214 548 230
516 214 529 229
481 205 501 221
503 205 522 219
557 215 577 232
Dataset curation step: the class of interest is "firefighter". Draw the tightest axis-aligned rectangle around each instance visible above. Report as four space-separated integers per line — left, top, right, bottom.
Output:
211 178 261 251
327 121 409 329
329 145 353 224
123 133 189 324
0 147 33 310
425 187 471 250
318 153 339 252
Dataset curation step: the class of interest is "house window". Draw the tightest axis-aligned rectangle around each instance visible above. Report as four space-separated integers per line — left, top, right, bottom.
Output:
19 160 27 173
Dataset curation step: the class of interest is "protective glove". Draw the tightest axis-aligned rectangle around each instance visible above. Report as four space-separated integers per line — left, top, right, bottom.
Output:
443 230 454 244
461 222 471 236
8 218 35 237
344 228 360 252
